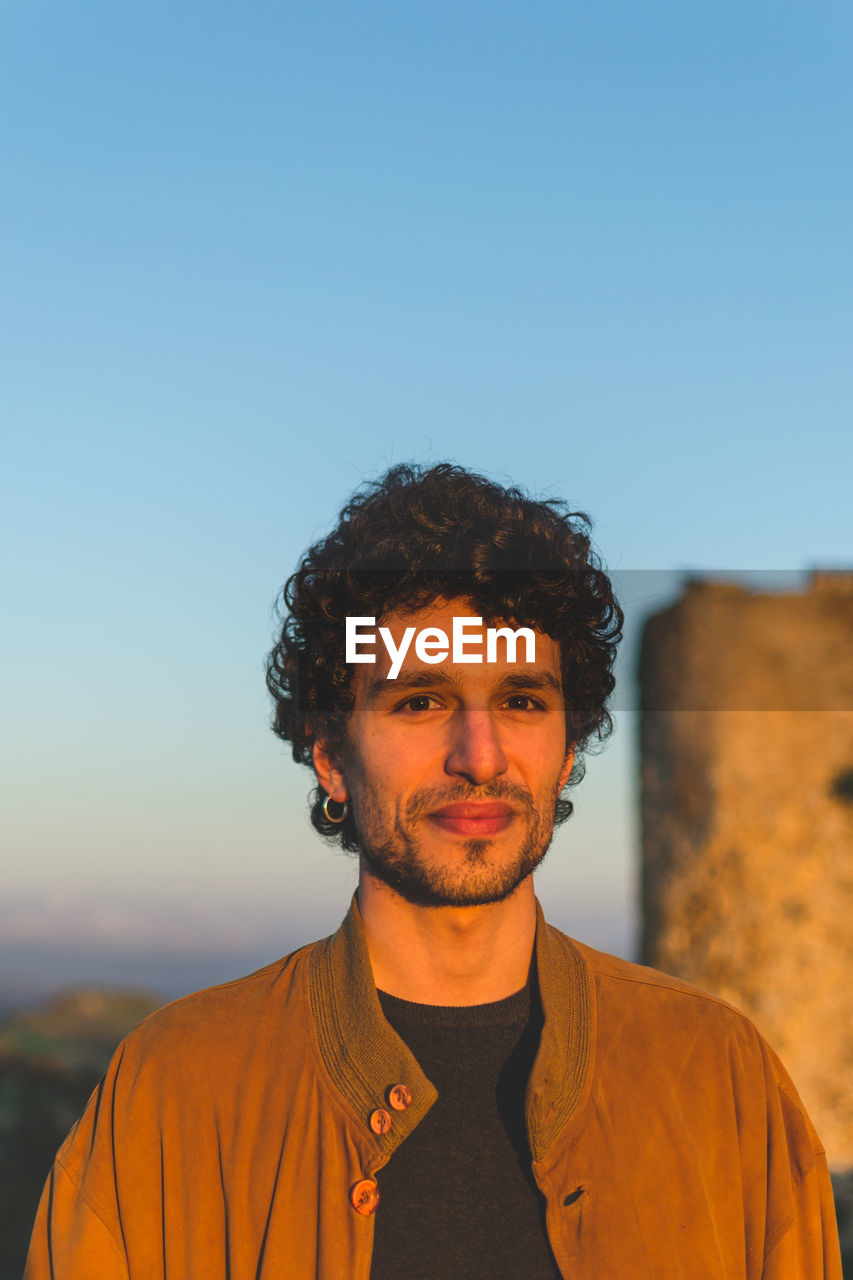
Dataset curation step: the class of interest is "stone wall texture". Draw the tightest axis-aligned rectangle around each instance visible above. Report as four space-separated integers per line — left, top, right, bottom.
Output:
639 573 853 1169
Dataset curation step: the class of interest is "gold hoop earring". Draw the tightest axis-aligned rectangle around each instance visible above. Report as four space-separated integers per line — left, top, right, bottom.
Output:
322 793 348 824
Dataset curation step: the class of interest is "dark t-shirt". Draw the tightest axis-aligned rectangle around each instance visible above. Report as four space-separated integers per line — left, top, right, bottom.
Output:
370 982 563 1280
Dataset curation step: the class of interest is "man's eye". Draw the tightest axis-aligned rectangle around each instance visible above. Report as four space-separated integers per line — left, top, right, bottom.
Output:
398 694 441 712
504 694 545 711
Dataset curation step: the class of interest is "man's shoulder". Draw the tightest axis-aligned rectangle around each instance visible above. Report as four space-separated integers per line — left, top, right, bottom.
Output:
570 934 737 1001
556 927 765 1048
50 937 334 1206
113 939 320 1074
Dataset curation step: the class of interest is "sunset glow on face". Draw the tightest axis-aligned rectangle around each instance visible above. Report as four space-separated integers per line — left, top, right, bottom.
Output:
336 600 574 906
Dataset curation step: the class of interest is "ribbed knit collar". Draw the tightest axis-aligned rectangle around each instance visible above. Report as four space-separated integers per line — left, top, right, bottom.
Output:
307 893 594 1167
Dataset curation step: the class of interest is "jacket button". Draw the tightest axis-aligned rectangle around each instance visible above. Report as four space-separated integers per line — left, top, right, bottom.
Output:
350 1179 380 1216
369 1108 392 1135
388 1083 412 1110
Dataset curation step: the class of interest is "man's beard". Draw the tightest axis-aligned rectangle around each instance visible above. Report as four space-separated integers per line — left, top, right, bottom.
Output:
351 779 562 908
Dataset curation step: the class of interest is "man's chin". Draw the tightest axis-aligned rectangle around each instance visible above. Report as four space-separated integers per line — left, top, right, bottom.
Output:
359 845 544 909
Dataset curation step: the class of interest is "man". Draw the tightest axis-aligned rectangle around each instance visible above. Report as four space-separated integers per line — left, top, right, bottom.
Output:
25 463 841 1278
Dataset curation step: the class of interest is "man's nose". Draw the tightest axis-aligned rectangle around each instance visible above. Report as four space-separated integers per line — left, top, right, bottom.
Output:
444 709 509 785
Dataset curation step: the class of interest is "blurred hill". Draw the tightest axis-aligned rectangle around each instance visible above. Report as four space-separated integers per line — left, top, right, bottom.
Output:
0 985 164 1280
0 986 162 1073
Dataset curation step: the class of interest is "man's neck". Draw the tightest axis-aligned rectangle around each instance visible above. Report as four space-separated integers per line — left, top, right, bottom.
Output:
357 866 537 1005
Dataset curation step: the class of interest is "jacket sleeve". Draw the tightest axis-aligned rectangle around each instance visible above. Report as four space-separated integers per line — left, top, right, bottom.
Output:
23 1063 131 1280
758 1039 843 1280
24 1158 129 1280
761 1149 841 1279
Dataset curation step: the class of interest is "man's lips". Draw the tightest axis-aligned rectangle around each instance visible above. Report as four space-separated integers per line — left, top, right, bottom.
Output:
430 803 515 819
428 802 516 836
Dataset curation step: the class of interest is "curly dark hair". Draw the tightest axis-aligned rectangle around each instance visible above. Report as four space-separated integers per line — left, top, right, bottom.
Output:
266 462 623 851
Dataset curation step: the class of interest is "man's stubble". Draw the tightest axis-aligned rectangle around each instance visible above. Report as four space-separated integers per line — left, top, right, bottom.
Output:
350 775 563 908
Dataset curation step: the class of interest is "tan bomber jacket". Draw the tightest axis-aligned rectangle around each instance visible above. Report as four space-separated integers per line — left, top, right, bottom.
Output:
25 895 842 1279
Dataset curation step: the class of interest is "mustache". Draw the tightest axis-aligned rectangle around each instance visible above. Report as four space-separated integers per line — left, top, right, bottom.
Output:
405 780 535 820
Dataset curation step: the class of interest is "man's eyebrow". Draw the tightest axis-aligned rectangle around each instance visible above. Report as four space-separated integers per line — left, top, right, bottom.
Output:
497 671 564 697
364 669 455 699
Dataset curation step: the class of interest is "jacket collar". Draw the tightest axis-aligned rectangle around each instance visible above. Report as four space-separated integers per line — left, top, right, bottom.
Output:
308 892 594 1165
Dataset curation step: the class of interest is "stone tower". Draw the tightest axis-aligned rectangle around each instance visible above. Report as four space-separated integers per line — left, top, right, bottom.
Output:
639 573 853 1169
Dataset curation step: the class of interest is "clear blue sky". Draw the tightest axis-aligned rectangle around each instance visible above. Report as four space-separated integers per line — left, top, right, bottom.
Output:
2 1 850 1000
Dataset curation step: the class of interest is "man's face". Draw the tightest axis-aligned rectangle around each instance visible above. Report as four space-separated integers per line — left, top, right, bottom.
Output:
318 599 574 907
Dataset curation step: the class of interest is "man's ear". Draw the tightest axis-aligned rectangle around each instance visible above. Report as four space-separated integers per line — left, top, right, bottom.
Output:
558 747 575 792
312 738 349 804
